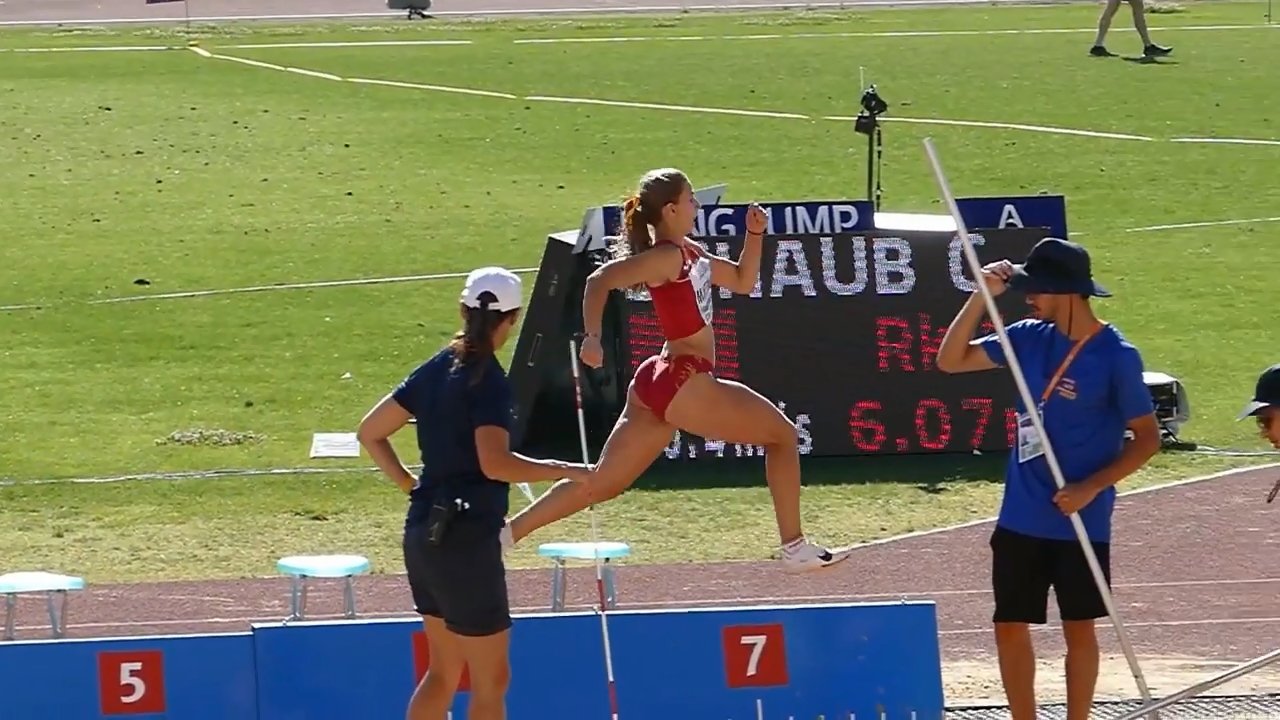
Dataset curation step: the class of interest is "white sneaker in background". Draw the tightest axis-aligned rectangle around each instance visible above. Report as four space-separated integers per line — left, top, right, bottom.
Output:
779 537 853 573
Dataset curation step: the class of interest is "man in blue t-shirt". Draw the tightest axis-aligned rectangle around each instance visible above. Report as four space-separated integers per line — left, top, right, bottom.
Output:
937 237 1161 720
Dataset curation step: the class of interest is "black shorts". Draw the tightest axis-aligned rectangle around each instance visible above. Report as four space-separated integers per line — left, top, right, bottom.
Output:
403 518 511 637
990 525 1111 624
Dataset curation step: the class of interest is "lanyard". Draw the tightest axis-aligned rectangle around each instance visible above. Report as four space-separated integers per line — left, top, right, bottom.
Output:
1039 325 1102 407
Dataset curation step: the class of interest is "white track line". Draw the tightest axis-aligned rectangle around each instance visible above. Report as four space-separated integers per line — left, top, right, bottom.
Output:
1170 137 1280 147
347 76 518 99
1126 216 1280 233
0 44 175 53
81 267 539 307
827 114 1155 141
223 39 473 49
209 52 285 71
527 93 808 119
286 66 342 81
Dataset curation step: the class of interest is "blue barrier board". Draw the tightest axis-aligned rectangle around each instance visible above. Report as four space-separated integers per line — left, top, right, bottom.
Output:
251 602 943 720
0 632 257 718
0 602 944 719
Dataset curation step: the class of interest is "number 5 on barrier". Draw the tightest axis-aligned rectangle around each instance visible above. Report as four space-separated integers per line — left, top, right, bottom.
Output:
96 650 167 715
721 624 788 688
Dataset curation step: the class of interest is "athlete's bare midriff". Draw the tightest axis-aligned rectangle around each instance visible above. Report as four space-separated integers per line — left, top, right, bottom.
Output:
662 325 715 367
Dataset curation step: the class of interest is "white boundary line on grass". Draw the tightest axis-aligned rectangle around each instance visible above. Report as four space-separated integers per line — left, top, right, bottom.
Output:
83 267 540 306
1126 216 1280 232
1171 136 1280 148
527 93 810 119
825 114 1155 141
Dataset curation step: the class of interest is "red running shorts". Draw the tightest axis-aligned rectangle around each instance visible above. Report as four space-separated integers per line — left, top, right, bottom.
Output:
632 353 715 423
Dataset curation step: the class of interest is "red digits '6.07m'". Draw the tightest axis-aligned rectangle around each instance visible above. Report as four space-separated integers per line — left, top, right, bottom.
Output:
847 397 1018 453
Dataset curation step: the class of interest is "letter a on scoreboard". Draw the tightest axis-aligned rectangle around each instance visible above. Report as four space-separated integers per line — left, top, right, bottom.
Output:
97 650 167 715
721 623 789 688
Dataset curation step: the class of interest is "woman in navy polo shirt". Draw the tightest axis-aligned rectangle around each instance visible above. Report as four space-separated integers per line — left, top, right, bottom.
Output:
357 266 593 720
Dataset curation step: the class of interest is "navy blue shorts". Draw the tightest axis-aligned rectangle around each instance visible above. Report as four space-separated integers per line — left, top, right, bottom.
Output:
403 518 511 637
990 525 1111 624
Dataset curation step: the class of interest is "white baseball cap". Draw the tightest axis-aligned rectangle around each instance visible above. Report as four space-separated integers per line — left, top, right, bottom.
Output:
460 266 523 312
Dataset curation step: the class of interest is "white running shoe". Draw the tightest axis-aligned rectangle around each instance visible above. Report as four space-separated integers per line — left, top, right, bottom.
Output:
779 537 853 573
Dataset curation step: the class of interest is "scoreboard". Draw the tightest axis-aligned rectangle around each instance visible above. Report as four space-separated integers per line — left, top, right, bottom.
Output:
506 192 1069 461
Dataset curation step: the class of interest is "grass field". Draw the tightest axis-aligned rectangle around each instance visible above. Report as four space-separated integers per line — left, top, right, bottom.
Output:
1 1 1277 584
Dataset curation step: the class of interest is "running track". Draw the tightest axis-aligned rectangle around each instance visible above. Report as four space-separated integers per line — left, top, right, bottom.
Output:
7 466 1280 681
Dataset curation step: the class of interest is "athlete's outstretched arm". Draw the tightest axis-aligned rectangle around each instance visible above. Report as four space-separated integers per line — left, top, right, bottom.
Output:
697 203 767 294
581 245 680 337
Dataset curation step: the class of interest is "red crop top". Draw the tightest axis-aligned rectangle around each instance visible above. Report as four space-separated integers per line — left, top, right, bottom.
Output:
647 240 714 341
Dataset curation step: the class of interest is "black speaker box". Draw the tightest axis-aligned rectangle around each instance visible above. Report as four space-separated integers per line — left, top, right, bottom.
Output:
508 231 628 460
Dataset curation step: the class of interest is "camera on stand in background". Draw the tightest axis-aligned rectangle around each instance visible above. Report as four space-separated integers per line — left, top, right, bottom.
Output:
853 84 889 211
855 84 888 135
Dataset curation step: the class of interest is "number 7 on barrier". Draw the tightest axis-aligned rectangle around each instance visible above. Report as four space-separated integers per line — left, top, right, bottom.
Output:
96 650 167 715
722 624 788 688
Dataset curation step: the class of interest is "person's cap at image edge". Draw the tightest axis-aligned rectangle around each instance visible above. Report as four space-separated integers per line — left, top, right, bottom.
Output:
1238 364 1280 421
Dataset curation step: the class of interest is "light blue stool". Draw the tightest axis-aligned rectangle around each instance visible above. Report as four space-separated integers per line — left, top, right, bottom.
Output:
276 554 370 622
536 541 630 612
0 571 85 641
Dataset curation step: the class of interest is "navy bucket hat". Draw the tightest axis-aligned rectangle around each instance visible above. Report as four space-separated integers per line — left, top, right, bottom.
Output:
1006 237 1112 298
1237 364 1280 421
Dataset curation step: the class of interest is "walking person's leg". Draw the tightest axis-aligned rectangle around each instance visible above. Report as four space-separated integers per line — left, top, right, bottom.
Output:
1091 0 1124 55
1126 0 1172 55
1091 0 1171 56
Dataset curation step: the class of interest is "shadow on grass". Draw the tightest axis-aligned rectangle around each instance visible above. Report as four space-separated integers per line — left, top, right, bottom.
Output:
630 451 1008 495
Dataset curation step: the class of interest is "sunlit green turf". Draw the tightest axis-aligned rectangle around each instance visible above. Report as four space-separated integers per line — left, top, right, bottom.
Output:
1 2 1276 581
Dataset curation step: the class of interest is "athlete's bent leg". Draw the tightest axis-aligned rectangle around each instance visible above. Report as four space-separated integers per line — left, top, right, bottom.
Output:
663 374 849 571
507 390 674 545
